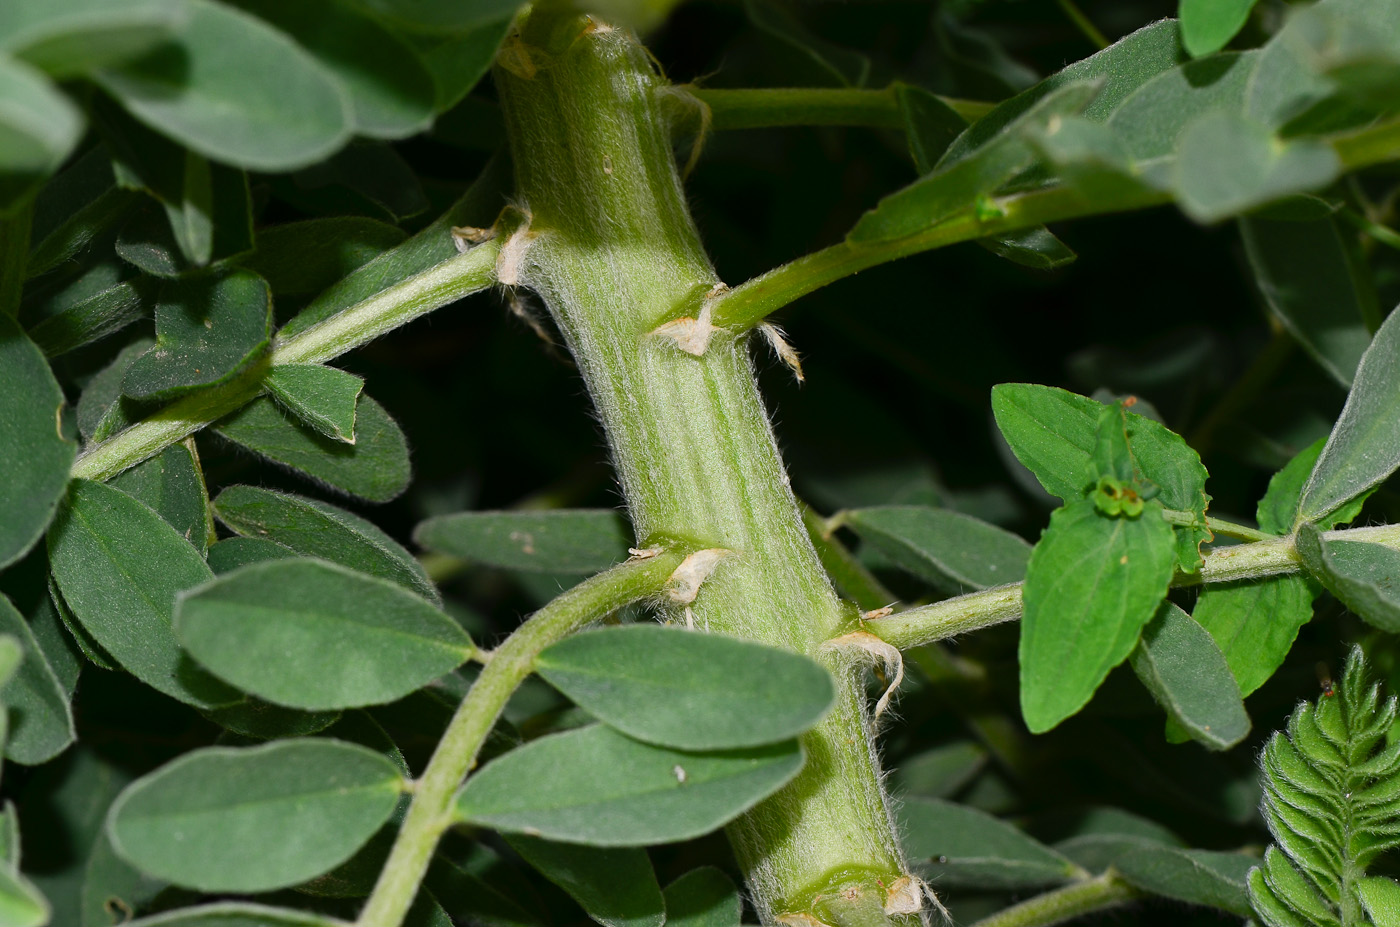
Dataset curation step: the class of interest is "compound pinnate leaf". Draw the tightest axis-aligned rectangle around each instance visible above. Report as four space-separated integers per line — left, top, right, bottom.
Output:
0 0 186 78
455 724 803 846
1179 0 1257 57
108 739 402 893
215 394 411 504
1129 603 1250 751
0 594 75 766
1114 844 1254 915
175 558 472 711
0 57 84 212
414 509 631 574
46 480 240 710
1298 305 1400 526
263 365 364 444
664 868 740 927
844 506 1029 593
901 796 1081 889
111 443 213 555
536 625 833 750
122 903 347 927
1296 524 1400 633
214 485 436 601
94 0 353 172
507 835 664 927
1020 498 1177 734
1193 576 1314 698
0 315 76 569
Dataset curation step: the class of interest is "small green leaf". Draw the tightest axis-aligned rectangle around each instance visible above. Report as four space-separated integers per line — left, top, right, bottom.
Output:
202 698 340 740
47 574 117 672
536 625 833 750
214 394 412 504
1130 603 1250 751
119 904 346 927
1020 498 1177 733
113 160 255 274
891 741 987 799
664 868 741 927
81 829 167 927
414 509 631 574
901 796 1081 889
1180 0 1257 57
214 485 435 601
94 0 352 172
1173 111 1340 224
507 836 664 927
1107 51 1257 161
1298 306 1400 525
416 17 516 112
206 537 298 574
263 366 364 444
27 278 146 358
1115 845 1254 915
1192 577 1314 698
0 594 74 766
0 0 186 78
26 147 138 278
107 739 403 892
0 315 76 568
0 867 49 927
1359 876 1400 927
978 227 1078 270
425 852 546 927
76 337 153 442
235 217 406 297
111 443 213 555
27 593 80 697
0 56 84 212
175 558 471 711
454 724 803 846
1240 215 1375 388
122 270 271 402
46 480 240 709
844 506 1029 592
1296 525 1400 633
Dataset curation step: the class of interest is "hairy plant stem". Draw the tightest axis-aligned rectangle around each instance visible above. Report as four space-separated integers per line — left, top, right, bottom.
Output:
968 871 1138 927
355 549 685 927
493 13 915 922
680 86 994 130
68 239 500 483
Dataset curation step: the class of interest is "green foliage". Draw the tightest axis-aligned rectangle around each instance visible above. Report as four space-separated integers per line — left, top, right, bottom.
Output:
901 796 1082 889
842 505 1030 592
414 509 632 573
263 365 364 444
1129 603 1250 751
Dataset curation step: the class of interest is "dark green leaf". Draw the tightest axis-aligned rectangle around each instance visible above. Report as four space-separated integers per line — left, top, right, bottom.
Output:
1107 51 1257 162
111 443 213 555
536 625 833 750
1296 524 1400 633
1115 844 1253 915
0 315 76 568
47 575 117 672
992 383 1099 501
663 868 740 927
202 698 340 740
0 0 186 78
1192 577 1313 698
1298 306 1400 524
235 217 406 297
46 479 239 709
455 724 803 846
891 741 987 799
27 593 80 697
845 505 1030 592
978 227 1077 271
27 278 146 357
214 394 412 504
1180 0 1257 57
26 148 138 278
1240 215 1375 388
76 336 153 441
263 365 364 444
898 84 964 172
206 536 298 574
1129 603 1250 750
425 851 546 927
508 836 664 927
94 0 352 172
348 0 521 32
233 0 435 139
0 594 74 766
81 829 166 927
122 904 345 927
108 739 403 892
414 509 631 574
1020 498 1177 733
175 558 471 710
122 270 271 401
744 0 868 88
416 17 516 112
901 796 1081 889
214 485 435 600
284 142 428 223
113 162 255 274
0 57 84 212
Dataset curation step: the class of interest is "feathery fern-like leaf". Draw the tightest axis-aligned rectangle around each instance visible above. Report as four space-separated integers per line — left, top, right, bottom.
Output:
1250 647 1400 927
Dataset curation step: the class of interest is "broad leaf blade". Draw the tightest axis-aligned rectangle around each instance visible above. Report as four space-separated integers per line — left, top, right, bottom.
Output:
414 509 631 574
111 443 213 555
507 836 664 927
901 796 1081 889
1296 525 1400 633
235 217 405 296
0 57 84 212
536 625 834 750
1130 603 1250 751
1180 0 1257 57
1115 844 1253 915
454 725 803 846
0 594 75 766
0 0 186 78
664 868 741 927
1193 577 1314 698
845 506 1029 592
107 739 403 893
0 867 48 927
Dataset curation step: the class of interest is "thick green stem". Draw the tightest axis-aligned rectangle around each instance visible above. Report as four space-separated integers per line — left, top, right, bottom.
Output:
968 871 1138 927
494 14 912 922
69 239 500 483
681 86 994 130
355 549 685 927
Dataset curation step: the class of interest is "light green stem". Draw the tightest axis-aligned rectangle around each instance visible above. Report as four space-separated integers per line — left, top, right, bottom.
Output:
1160 509 1273 543
681 85 994 130
969 871 1139 927
355 549 686 927
69 239 501 483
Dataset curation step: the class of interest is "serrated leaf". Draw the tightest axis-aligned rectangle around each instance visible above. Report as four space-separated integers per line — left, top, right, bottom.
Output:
263 365 363 444
0 56 84 212
414 509 631 574
844 505 1029 593
235 217 406 297
1241 215 1375 388
94 0 352 172
1296 525 1400 633
215 394 411 504
175 558 471 711
1020 498 1177 733
0 0 186 78
536 625 833 750
901 796 1080 889
0 594 74 766
0 315 76 568
111 443 213 555
1180 0 1257 57
46 479 239 709
108 739 403 893
1114 844 1253 915
664 868 740 927
1193 576 1314 698
507 836 664 927
1297 306 1400 525
213 485 435 601
1130 603 1250 751
455 724 803 846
